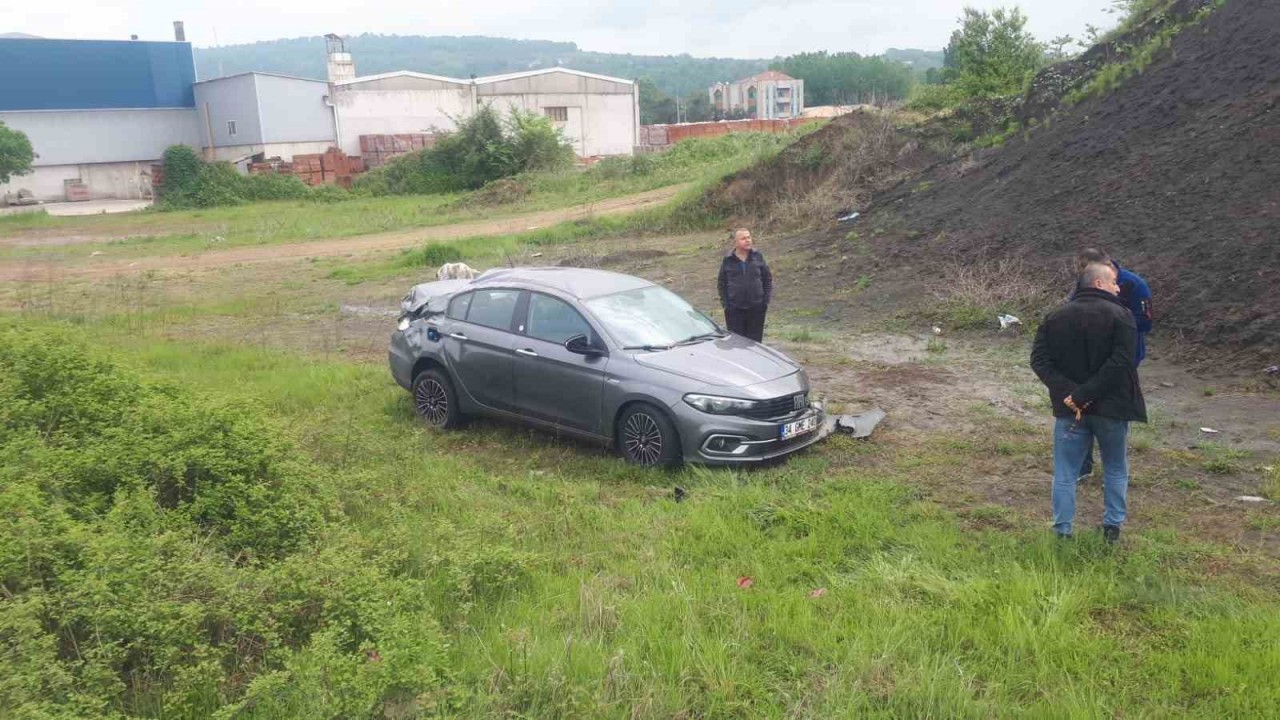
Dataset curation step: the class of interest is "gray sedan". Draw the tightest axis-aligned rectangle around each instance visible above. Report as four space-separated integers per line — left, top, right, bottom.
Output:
388 267 825 466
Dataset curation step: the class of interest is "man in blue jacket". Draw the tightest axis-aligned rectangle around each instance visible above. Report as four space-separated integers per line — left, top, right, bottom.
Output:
1073 248 1153 481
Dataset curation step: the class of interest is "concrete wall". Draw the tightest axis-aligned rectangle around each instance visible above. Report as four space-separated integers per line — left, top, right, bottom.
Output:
193 74 263 148
333 85 472 156
0 108 201 166
208 141 334 163
477 71 636 157
255 74 335 145
0 161 157 202
481 92 636 157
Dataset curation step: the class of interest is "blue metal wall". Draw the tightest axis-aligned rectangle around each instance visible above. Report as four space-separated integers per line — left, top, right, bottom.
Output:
0 39 196 111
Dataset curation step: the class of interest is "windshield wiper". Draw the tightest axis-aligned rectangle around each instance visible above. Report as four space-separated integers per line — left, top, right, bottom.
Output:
621 344 672 352
677 331 727 345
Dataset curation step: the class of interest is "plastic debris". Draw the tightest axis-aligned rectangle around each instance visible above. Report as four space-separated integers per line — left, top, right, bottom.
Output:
737 576 754 589
997 314 1022 331
90 250 104 256
808 588 828 599
823 407 887 440
1235 496 1267 503
1199 427 1220 434
1160 381 1175 388
836 211 860 223
932 326 943 335
1265 365 1279 376
673 486 687 503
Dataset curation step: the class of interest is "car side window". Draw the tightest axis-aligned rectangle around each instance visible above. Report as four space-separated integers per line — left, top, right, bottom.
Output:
447 292 473 320
465 289 520 331
526 293 592 345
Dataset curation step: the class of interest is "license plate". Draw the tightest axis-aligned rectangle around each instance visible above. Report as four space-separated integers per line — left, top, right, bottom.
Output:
780 415 819 440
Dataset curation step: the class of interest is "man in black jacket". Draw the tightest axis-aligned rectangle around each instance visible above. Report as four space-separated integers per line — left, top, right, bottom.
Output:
717 228 773 342
1031 263 1147 542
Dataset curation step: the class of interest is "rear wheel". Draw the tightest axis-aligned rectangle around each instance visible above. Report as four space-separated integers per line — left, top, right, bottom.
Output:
412 368 464 429
617 403 681 467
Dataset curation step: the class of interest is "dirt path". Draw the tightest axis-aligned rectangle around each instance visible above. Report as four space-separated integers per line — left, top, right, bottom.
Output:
0 185 684 281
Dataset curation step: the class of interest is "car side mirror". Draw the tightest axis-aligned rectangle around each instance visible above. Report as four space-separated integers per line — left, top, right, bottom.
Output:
565 334 603 356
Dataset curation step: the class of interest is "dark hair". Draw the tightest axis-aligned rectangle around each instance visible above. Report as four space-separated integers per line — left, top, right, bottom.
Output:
1076 247 1111 272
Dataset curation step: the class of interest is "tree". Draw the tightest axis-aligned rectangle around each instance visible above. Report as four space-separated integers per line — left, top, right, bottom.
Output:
942 7 1046 98
771 52 915 106
0 122 35 185
637 78 677 125
1048 35 1076 62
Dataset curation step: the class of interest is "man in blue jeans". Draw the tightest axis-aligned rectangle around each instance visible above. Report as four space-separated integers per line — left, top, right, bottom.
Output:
1071 248 1153 482
1032 263 1148 542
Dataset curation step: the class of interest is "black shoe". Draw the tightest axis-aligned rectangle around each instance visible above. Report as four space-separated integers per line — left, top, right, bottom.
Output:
1056 532 1073 541
1102 525 1121 544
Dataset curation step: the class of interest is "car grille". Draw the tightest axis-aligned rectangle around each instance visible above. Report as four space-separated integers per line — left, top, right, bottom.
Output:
743 393 808 420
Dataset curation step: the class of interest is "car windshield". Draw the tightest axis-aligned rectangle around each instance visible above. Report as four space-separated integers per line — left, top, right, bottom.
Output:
585 285 720 349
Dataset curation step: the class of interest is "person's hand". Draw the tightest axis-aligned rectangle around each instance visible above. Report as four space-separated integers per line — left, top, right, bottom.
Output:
1064 395 1084 420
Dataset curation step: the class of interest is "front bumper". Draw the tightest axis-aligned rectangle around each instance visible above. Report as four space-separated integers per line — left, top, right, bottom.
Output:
672 401 828 465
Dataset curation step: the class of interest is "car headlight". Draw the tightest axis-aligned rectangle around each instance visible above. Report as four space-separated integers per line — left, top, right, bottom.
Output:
683 393 759 415
396 315 411 332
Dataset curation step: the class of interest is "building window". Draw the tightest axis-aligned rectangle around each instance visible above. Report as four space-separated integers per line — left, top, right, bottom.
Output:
227 120 237 137
544 107 569 123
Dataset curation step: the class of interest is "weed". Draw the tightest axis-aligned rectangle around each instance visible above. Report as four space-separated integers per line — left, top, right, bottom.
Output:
927 337 948 354
854 275 872 291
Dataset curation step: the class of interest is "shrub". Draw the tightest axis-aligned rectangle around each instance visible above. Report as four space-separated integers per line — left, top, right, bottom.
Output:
0 325 454 716
399 243 464 268
159 145 203 201
906 83 968 111
242 172 311 201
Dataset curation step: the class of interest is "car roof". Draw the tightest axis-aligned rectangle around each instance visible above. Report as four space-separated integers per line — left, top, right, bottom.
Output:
472 267 654 300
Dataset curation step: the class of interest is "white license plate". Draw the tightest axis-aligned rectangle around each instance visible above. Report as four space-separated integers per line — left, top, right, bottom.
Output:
780 415 819 440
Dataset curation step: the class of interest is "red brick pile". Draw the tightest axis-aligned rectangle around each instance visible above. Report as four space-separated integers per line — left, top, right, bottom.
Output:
250 148 366 188
360 134 437 169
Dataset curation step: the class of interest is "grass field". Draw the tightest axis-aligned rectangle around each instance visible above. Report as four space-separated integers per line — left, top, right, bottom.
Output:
4 123 1280 718
6 316 1279 718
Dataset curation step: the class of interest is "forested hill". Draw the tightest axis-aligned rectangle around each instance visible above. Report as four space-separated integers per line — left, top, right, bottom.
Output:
194 34 943 98
194 35 770 97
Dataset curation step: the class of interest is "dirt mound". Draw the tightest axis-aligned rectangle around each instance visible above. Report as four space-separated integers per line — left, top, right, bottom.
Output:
698 112 939 229
855 0 1280 362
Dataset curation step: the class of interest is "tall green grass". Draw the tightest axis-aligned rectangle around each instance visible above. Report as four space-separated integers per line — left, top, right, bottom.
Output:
5 318 1277 717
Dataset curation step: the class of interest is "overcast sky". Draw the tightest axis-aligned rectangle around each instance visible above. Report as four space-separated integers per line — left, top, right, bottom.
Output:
10 1 1119 57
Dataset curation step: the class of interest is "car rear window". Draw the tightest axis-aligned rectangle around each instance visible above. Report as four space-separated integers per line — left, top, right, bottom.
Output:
466 289 520 331
447 292 472 320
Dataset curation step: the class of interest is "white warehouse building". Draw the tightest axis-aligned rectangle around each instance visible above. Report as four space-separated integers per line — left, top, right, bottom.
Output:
333 66 639 159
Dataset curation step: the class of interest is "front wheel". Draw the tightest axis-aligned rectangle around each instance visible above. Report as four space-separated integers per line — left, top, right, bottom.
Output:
617 403 682 467
412 368 464 429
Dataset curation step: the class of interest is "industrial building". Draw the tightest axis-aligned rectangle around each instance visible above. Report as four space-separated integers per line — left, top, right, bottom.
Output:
331 64 639 160
0 30 639 202
709 71 805 120
0 34 202 201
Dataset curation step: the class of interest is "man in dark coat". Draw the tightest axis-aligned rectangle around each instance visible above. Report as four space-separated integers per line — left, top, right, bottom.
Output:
1071 248 1154 482
717 228 773 342
1032 263 1148 542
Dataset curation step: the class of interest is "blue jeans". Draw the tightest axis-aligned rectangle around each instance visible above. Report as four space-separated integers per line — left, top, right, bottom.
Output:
1053 415 1130 535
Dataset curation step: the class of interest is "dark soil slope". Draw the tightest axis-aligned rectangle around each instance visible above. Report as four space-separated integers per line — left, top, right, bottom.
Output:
873 0 1279 358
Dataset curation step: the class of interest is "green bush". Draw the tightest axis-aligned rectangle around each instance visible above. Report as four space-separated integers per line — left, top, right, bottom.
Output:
0 326 457 717
906 83 968 111
242 173 311 201
189 162 246 208
159 145 203 202
360 105 574 196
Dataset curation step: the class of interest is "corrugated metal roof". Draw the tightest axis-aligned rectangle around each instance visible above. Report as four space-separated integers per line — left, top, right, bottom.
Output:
194 71 327 86
339 70 470 87
474 67 634 86
0 37 195 111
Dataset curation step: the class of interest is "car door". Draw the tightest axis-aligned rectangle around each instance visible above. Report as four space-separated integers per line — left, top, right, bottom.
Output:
440 288 522 412
511 292 608 434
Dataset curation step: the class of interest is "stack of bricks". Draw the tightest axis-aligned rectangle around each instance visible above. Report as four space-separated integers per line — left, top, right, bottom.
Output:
359 134 436 169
